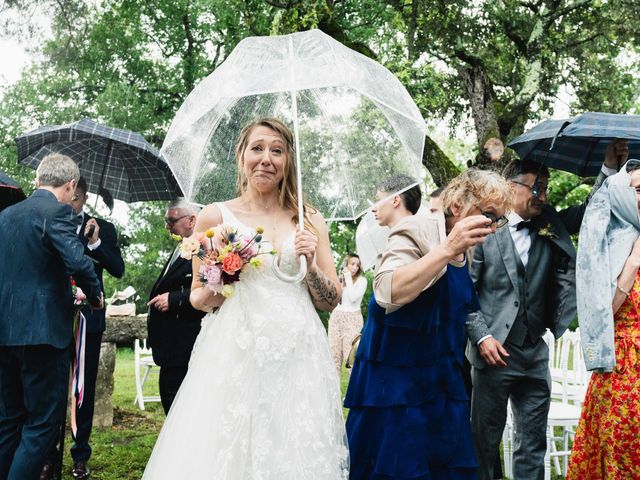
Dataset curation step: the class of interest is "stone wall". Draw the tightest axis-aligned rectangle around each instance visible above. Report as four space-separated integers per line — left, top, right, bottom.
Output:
93 314 148 427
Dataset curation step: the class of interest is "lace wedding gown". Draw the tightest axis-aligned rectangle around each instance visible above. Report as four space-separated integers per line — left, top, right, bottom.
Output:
143 204 349 480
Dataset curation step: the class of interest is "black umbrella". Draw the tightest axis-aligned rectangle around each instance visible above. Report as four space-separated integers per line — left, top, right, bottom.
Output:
0 169 26 212
16 119 182 207
508 113 640 176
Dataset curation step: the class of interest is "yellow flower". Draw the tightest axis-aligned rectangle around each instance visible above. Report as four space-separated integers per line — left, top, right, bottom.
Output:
170 233 183 242
249 257 263 269
256 227 264 234
205 228 215 238
221 284 235 298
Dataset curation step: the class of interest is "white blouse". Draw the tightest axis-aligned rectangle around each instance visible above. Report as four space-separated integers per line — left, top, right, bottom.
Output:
334 274 367 313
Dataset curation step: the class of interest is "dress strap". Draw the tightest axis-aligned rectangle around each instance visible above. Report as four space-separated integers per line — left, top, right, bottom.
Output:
216 202 237 226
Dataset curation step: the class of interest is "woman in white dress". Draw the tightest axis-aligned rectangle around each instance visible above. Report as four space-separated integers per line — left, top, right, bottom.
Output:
328 254 367 376
143 118 349 479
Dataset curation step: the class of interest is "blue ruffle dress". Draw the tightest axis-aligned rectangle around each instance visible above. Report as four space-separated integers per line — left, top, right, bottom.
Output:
344 262 478 480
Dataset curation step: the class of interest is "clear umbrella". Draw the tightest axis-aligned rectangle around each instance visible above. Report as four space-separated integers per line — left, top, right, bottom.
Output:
162 29 427 281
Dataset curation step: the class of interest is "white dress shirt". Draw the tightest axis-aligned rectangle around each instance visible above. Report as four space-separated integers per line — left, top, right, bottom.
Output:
507 211 532 268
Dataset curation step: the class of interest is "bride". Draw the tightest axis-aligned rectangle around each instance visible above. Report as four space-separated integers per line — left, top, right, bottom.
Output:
142 118 349 479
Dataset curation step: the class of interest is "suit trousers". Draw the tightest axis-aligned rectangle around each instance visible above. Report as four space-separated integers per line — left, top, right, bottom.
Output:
0 345 70 480
159 365 189 415
70 331 103 462
471 338 551 480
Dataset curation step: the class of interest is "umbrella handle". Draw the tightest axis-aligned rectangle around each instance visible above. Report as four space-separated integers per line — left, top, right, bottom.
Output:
271 255 307 283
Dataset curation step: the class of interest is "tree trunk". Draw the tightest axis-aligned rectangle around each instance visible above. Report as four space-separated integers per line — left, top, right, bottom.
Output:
458 65 500 148
422 134 461 187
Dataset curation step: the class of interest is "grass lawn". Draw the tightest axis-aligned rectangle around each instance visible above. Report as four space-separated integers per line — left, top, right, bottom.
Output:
60 348 164 479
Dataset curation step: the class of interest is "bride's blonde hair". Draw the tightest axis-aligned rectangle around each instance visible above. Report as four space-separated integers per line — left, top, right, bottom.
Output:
235 117 316 232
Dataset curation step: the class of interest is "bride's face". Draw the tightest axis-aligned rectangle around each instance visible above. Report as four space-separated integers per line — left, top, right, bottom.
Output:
242 126 287 193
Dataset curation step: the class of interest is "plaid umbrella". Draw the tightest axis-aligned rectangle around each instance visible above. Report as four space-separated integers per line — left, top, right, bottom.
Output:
16 119 182 205
0 169 26 212
508 112 640 176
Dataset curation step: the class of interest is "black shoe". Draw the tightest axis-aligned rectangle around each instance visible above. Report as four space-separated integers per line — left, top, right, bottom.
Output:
71 461 90 480
39 464 54 480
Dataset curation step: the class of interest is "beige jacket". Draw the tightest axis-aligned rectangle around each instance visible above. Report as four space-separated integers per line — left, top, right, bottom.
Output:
374 213 446 313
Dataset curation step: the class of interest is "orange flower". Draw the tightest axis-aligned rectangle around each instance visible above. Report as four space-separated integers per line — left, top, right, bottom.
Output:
222 252 244 274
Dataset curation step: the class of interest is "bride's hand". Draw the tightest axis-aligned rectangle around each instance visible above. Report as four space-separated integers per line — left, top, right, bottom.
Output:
294 229 318 268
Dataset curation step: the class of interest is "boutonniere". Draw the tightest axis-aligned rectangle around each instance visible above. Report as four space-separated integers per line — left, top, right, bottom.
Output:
537 223 558 240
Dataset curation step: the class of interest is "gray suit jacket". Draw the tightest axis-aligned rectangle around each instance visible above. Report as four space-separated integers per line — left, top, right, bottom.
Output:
466 205 584 368
466 172 610 369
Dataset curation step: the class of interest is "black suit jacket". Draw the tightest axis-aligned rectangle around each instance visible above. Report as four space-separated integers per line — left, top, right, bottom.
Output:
147 251 205 367
78 213 125 333
0 189 101 348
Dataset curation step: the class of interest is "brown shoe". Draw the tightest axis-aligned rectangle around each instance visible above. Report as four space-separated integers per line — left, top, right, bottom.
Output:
71 461 90 480
39 464 54 480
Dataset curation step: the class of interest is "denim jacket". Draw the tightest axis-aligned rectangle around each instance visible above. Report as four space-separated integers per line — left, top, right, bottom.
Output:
577 162 640 372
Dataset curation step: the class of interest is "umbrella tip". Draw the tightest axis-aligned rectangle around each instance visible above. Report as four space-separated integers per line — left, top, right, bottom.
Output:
99 187 114 212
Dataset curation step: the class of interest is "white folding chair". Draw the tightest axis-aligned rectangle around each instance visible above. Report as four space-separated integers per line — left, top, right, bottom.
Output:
133 339 161 410
502 401 515 479
545 401 582 479
550 330 590 406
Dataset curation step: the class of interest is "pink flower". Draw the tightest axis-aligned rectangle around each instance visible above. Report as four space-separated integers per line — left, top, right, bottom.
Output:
222 252 244 274
200 263 224 292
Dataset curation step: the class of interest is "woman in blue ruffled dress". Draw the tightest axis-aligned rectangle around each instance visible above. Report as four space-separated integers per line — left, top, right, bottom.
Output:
345 170 511 480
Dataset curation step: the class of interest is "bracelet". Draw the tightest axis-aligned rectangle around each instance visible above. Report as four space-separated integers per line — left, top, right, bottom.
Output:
617 285 630 297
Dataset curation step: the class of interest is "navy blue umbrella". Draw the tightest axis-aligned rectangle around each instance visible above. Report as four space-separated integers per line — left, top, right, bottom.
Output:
0 169 26 212
508 112 640 176
16 119 182 205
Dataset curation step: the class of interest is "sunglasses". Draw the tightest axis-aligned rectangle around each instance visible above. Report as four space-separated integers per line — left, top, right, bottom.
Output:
164 214 190 226
482 211 509 229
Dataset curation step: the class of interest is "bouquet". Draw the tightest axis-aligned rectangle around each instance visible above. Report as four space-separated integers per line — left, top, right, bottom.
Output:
178 224 274 298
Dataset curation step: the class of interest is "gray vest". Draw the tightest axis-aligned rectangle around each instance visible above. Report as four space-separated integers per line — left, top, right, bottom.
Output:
505 234 547 346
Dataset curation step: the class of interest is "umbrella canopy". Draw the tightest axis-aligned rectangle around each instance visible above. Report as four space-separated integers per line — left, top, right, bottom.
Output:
16 119 182 204
0 169 26 212
161 29 427 221
508 112 640 176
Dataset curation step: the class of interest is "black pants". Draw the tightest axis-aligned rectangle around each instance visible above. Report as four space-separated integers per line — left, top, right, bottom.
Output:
159 365 189 415
0 345 70 480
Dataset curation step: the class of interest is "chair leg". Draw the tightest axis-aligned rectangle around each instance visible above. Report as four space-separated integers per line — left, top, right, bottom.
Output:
134 362 145 411
544 430 551 480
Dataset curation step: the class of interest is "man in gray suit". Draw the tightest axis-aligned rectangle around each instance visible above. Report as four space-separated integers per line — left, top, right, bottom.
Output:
466 142 626 480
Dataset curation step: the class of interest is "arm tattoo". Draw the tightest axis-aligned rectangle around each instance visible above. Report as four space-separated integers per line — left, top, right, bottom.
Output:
306 269 338 307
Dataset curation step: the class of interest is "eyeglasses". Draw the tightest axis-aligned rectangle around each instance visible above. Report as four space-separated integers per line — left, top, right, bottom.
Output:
71 191 86 202
511 179 548 198
164 214 190 226
482 211 509 229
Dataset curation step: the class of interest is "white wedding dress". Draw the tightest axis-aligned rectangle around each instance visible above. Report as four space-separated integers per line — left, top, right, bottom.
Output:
143 204 349 479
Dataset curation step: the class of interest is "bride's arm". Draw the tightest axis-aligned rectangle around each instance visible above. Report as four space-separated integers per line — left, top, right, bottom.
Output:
190 204 226 312
296 211 342 312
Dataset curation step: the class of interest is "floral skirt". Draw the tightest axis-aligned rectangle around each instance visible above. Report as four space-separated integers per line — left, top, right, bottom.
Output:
567 318 640 479
328 309 363 374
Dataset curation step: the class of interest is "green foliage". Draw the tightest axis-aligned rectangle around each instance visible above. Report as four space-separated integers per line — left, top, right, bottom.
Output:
103 202 175 312
2 0 640 310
